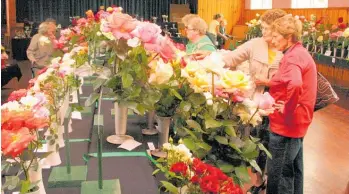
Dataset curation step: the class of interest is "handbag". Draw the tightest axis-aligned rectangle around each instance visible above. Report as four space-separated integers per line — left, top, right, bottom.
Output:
314 72 339 111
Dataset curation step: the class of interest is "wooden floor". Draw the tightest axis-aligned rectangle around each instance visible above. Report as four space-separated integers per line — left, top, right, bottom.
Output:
2 61 349 194
243 104 349 194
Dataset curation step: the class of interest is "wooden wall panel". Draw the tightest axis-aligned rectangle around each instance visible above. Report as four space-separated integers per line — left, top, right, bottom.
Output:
198 0 243 34
242 8 349 25
316 64 349 88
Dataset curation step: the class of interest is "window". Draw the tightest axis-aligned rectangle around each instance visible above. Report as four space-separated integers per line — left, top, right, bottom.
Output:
250 0 272 10
292 0 328 8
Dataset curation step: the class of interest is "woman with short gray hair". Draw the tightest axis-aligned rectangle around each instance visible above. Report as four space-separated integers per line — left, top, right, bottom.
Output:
27 21 56 76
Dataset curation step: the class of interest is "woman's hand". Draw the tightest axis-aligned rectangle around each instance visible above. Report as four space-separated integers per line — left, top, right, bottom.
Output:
255 78 270 87
274 100 285 114
190 50 212 60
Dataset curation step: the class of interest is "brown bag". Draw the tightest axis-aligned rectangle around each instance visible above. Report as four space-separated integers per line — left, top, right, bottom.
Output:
314 72 339 111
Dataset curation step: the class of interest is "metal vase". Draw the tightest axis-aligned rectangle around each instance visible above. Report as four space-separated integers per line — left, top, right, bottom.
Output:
320 44 324 54
142 111 158 135
106 102 134 144
157 116 171 149
333 48 337 57
114 102 128 136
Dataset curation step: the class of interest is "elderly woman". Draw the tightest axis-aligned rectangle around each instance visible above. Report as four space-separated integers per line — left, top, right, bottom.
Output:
27 22 56 76
182 15 216 54
191 9 286 194
267 14 317 194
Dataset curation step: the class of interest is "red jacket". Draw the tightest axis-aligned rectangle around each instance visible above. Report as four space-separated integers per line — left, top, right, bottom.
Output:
269 42 317 138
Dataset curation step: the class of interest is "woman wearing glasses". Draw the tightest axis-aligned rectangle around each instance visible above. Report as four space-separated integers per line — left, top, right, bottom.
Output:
181 14 216 54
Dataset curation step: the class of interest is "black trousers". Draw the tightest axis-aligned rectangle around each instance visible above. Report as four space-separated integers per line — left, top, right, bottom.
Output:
267 132 304 194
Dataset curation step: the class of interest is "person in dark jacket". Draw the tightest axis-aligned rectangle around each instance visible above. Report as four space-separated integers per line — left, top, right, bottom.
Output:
267 14 317 194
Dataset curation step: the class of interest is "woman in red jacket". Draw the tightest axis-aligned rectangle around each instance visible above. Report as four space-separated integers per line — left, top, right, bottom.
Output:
267 15 317 194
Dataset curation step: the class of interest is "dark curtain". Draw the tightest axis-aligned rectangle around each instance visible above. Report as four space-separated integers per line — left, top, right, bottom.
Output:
1 0 6 25
16 0 197 27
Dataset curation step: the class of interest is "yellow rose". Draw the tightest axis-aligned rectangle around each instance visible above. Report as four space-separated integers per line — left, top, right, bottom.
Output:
220 70 251 92
343 28 349 38
317 35 323 42
188 70 211 93
181 61 200 78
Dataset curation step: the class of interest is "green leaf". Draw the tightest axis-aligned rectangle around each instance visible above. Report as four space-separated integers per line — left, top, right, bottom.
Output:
85 93 99 107
122 73 133 88
250 135 261 143
41 151 54 159
205 119 222 129
242 140 257 154
135 104 146 115
182 127 198 140
186 120 206 133
229 143 242 153
188 93 206 106
179 101 191 112
225 125 236 137
258 143 272 159
160 181 178 194
249 160 262 174
152 169 161 175
49 139 55 145
183 137 197 151
170 88 183 100
215 136 228 145
92 78 107 91
197 142 212 151
217 161 235 173
235 166 251 183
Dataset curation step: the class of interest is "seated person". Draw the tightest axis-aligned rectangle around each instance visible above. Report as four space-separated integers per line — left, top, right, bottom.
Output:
182 14 216 54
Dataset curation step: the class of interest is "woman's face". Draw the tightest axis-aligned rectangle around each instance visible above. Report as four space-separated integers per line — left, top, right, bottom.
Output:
261 22 272 43
185 25 198 41
271 31 289 51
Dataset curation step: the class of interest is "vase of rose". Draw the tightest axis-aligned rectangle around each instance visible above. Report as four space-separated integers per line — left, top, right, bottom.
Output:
1 91 50 194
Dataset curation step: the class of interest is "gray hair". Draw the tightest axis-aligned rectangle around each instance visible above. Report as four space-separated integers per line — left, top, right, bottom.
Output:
38 22 50 34
38 22 55 35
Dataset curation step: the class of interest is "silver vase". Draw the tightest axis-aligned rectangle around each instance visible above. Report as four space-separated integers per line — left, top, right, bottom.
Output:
151 116 171 158
106 102 134 144
333 48 337 57
142 111 158 135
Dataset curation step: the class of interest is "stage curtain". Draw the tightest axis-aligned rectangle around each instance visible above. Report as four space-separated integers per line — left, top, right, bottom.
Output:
16 0 198 27
198 0 243 35
242 8 348 25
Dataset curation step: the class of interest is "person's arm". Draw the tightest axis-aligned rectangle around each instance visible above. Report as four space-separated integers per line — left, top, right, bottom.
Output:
281 57 303 124
222 39 253 68
26 35 39 64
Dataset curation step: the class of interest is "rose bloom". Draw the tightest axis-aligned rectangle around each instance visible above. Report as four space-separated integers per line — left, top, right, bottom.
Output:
1 127 35 158
104 12 137 39
220 70 251 92
170 162 188 176
253 92 275 110
7 89 27 102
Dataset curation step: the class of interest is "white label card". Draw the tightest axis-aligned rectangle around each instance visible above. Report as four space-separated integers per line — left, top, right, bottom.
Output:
324 50 332 56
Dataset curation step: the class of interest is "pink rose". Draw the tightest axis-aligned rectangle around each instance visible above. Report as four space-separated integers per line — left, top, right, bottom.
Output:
77 18 87 27
106 12 137 39
254 92 275 110
230 91 245 102
132 22 161 43
157 37 177 62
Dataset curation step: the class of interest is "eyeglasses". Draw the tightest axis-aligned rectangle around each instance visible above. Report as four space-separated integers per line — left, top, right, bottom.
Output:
185 26 195 31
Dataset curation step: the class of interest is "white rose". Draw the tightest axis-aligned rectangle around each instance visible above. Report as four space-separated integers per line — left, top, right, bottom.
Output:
148 60 173 85
1 101 21 111
20 95 39 107
127 37 141 48
203 92 213 105
96 31 102 36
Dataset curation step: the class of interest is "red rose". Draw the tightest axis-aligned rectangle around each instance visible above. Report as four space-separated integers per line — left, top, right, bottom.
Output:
170 162 188 176
180 57 187 68
192 158 207 175
338 23 347 29
7 89 27 102
338 17 343 23
220 178 243 194
190 175 200 184
200 175 220 193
